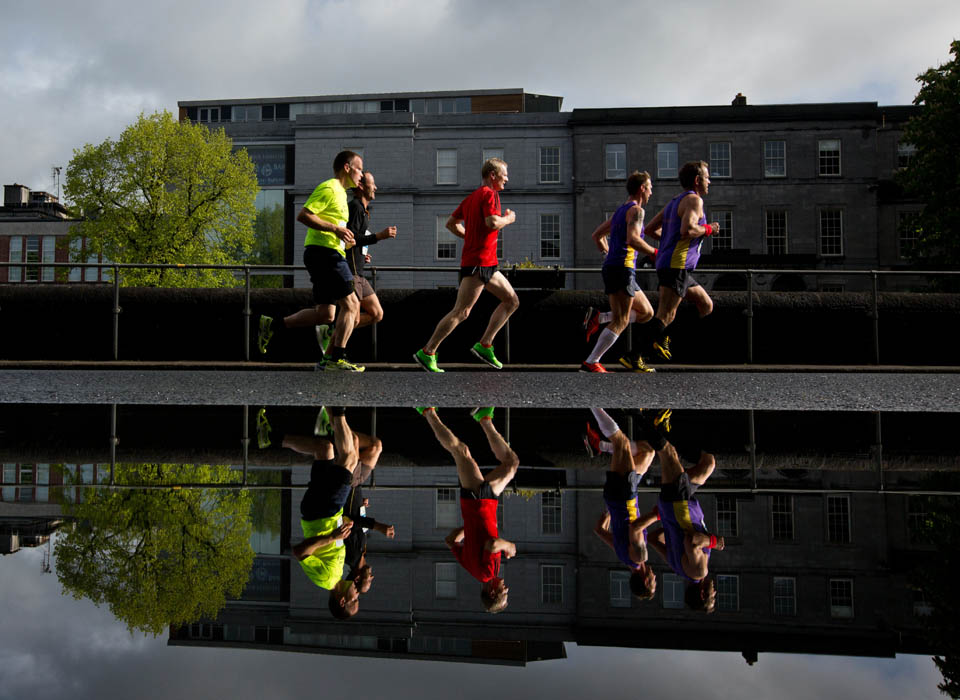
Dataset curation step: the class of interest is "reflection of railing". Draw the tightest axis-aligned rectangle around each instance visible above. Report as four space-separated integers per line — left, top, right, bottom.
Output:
2 262 959 364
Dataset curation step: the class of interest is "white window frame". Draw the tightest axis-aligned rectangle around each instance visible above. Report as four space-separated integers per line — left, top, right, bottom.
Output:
605 143 627 180
898 210 921 260
897 141 916 169
435 487 459 528
818 139 841 176
819 208 844 257
763 140 786 178
435 562 457 599
662 573 684 609
716 574 740 612
709 142 731 178
435 216 459 262
765 210 789 255
771 494 794 541
657 143 678 179
539 213 561 260
436 148 458 185
24 236 40 282
539 146 561 184
198 107 220 123
829 578 854 618
609 570 631 608
41 235 56 282
773 576 797 616
710 210 733 251
715 494 739 537
232 105 262 123
826 494 851 543
540 491 562 535
540 564 563 604
8 235 22 283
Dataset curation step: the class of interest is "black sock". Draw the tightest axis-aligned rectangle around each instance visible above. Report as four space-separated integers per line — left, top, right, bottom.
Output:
329 406 347 417
328 346 346 361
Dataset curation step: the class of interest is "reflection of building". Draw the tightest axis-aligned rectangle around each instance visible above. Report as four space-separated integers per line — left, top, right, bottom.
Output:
0 184 107 284
178 90 920 292
0 516 62 556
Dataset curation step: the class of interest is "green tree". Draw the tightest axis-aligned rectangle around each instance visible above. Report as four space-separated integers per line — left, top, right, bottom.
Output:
249 202 285 288
899 40 960 266
64 111 259 287
54 463 254 636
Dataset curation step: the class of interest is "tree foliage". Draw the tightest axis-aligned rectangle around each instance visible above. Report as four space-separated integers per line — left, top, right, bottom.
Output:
54 463 254 636
899 40 960 266
64 111 259 287
249 203 285 288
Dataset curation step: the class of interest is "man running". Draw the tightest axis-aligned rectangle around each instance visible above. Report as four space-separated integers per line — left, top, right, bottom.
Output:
589 408 658 599
414 158 518 372
419 407 518 612
581 171 658 373
639 160 719 362
258 150 365 371
315 171 397 354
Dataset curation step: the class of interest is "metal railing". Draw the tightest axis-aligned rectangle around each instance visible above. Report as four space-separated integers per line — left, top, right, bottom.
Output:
2 261 958 364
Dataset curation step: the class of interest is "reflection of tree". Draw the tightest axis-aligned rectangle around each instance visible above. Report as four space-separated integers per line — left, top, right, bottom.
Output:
247 470 282 539
54 464 254 636
912 499 960 698
249 203 285 288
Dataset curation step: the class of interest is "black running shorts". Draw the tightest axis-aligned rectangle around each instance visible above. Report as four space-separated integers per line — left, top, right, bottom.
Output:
657 268 701 298
304 245 355 305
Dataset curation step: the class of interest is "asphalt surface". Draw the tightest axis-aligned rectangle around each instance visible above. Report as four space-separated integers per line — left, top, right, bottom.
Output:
3 367 960 411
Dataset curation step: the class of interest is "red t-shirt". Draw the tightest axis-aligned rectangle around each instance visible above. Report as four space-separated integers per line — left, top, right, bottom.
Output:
452 185 501 267
450 498 501 582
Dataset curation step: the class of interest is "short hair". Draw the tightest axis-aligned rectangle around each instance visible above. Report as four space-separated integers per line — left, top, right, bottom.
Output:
679 161 708 190
629 570 655 600
482 157 507 180
626 170 651 196
684 581 714 613
328 589 355 620
481 587 509 614
333 150 361 175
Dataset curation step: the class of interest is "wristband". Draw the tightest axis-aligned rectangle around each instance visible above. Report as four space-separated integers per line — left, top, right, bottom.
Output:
703 224 714 237
653 505 661 521
708 534 718 549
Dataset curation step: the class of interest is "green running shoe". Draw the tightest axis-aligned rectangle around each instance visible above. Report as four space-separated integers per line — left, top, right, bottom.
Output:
315 324 333 354
415 406 436 415
470 407 495 422
413 349 444 373
324 357 365 372
314 406 332 437
470 342 502 369
258 315 274 355
256 407 271 449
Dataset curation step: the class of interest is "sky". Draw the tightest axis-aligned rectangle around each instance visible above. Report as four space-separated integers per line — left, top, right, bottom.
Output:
0 544 947 700
1 0 958 196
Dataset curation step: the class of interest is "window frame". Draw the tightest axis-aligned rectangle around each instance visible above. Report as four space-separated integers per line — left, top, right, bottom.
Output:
436 148 458 185
710 210 734 251
829 578 854 618
656 142 679 180
771 494 795 541
709 142 732 178
540 491 562 535
435 215 459 262
764 209 789 255
539 213 561 260
773 576 797 616
716 574 740 612
715 494 739 537
818 208 844 257
817 139 842 177
435 562 458 599
826 494 851 544
763 140 787 178
605 143 627 180
540 564 564 604
609 570 632 608
435 486 459 528
539 146 561 184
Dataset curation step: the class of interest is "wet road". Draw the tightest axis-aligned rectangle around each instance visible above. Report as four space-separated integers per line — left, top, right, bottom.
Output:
3 368 959 411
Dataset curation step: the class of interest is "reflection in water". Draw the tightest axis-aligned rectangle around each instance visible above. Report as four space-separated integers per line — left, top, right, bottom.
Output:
1 405 959 691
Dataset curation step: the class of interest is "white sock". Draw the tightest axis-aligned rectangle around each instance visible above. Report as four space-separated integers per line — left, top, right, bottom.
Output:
589 408 620 439
599 440 613 454
600 310 637 324
586 328 619 364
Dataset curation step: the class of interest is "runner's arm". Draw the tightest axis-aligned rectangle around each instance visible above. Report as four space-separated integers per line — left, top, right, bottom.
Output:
484 209 515 230
297 207 355 244
591 218 612 254
445 215 466 239
485 538 517 558
444 527 465 549
679 195 719 240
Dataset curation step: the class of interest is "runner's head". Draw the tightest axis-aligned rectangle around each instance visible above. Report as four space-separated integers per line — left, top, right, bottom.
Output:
482 158 509 191
334 150 364 188
352 172 376 202
629 562 656 600
481 576 509 613
684 575 716 613
328 578 361 619
626 170 652 205
679 160 710 195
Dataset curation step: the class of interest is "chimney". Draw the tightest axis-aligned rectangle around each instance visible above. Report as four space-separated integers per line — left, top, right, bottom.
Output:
732 93 747 107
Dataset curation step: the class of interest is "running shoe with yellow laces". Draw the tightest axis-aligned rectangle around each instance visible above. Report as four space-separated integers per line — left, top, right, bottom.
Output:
257 315 274 355
652 335 672 361
618 352 656 373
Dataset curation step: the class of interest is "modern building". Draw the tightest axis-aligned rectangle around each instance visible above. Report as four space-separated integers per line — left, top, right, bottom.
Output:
179 89 921 292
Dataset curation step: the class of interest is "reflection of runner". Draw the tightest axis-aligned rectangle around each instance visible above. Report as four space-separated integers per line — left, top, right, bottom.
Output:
647 419 723 613
581 172 658 374
290 407 364 619
419 407 518 612
342 485 395 596
589 408 658 599
414 158 518 372
640 161 719 362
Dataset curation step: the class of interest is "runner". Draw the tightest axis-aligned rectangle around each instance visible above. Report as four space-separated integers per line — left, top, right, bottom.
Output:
581 171 658 373
414 158 518 372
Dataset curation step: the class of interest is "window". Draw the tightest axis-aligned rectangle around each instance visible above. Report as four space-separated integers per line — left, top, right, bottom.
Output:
818 139 841 176
773 576 797 616
24 236 40 282
541 565 563 604
709 142 731 178
716 574 739 612
605 144 627 179
661 573 684 609
261 105 275 121
539 214 561 259
198 107 220 123
8 235 22 283
436 149 458 185
435 487 459 528
897 141 916 169
609 570 631 608
232 105 261 122
913 589 933 617
764 140 786 177
1 464 15 501
819 209 844 256
68 238 82 281
657 143 678 179
435 562 457 599
908 496 932 544
41 235 55 282
436 216 458 261
539 146 560 183
829 578 854 618
482 148 504 164
716 495 739 537
771 495 794 540
765 210 788 255
898 211 921 260
710 210 733 251
826 495 851 543
541 492 562 535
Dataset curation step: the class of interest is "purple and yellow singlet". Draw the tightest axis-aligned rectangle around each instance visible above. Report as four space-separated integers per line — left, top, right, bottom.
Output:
603 201 643 269
657 496 709 581
655 190 706 271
